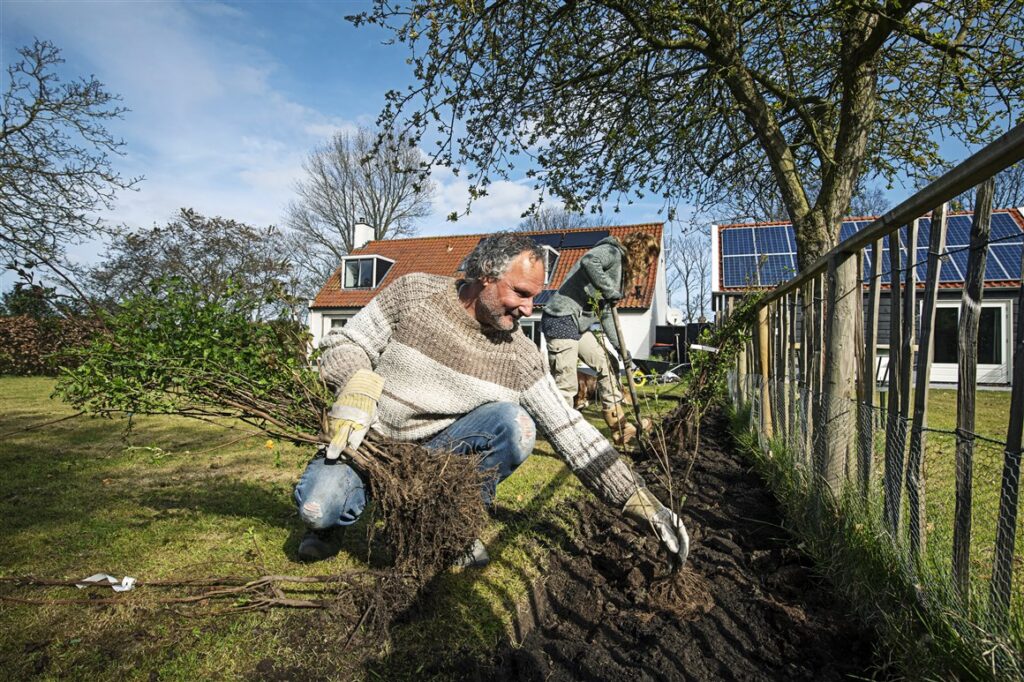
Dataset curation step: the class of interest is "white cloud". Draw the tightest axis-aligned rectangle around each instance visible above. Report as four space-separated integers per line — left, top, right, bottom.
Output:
3 0 359 233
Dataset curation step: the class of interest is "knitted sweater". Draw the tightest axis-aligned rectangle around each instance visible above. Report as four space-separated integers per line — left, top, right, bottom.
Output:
318 272 644 506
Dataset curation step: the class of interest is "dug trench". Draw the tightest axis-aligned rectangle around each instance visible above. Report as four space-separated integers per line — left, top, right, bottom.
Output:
467 407 885 680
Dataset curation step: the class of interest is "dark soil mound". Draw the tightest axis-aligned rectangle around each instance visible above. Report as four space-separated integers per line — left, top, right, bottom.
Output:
483 408 883 681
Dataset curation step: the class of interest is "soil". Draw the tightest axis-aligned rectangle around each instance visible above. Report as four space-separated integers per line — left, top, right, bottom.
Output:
475 408 884 681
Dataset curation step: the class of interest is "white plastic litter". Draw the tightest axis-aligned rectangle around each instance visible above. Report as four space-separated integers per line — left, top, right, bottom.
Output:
75 573 136 592
689 343 719 353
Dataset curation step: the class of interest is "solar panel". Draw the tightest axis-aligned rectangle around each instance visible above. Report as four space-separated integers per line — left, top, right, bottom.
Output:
721 210 1023 290
991 212 1023 242
753 226 791 254
839 221 859 242
991 244 1023 279
531 233 563 248
722 256 759 287
759 254 796 285
560 230 609 249
721 227 754 256
533 289 557 305
946 216 973 246
939 251 963 282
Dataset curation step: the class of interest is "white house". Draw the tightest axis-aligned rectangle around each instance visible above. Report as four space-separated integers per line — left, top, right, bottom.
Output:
308 223 671 361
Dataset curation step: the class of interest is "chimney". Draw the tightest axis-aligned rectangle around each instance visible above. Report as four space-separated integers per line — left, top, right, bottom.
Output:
353 222 375 250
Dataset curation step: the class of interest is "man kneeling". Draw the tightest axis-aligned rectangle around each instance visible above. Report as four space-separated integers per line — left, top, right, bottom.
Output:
293 232 688 568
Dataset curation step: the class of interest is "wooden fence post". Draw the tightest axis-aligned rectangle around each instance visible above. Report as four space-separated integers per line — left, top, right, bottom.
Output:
908 204 948 560
821 251 859 497
780 293 791 447
862 240 882 498
789 294 799 445
953 178 995 599
990 231 1024 621
884 229 906 533
758 304 774 440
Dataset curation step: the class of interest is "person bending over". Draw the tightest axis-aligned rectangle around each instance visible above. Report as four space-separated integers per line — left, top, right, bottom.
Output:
541 232 661 447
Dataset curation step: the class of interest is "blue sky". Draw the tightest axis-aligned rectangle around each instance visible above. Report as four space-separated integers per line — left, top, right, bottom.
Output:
2 0 1005 299
1 0 673 297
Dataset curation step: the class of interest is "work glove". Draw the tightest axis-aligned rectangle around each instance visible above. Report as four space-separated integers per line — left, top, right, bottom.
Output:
602 289 623 305
623 487 690 566
325 369 385 461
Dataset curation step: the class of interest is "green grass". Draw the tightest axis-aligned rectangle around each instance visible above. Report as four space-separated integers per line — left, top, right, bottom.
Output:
0 376 677 680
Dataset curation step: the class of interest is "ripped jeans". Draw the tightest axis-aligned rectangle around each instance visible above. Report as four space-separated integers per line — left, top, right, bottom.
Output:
294 402 537 530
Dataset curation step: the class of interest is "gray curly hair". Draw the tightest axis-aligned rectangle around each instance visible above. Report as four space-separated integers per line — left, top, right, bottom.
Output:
462 231 546 281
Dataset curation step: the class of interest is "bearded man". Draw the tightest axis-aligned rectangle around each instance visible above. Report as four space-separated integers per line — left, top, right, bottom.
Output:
294 232 688 568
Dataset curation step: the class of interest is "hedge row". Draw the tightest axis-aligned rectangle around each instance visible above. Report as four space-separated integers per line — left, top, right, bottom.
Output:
0 316 104 376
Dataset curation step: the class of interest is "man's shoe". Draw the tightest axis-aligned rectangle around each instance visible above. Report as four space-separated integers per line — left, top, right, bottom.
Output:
297 527 341 562
452 538 490 569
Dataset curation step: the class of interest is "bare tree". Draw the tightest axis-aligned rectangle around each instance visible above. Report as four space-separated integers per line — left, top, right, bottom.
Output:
286 127 434 289
665 228 711 323
1 40 140 285
517 204 609 231
945 160 1024 212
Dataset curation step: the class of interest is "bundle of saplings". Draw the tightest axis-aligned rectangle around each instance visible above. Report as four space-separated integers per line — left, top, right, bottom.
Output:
56 278 489 582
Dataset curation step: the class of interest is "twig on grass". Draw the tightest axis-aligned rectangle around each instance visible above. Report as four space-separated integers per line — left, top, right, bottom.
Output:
0 411 86 439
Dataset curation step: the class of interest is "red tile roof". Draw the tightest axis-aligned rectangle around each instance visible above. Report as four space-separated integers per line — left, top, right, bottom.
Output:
311 223 664 311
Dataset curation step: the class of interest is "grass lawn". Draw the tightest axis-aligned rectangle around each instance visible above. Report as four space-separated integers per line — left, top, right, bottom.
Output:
0 376 679 680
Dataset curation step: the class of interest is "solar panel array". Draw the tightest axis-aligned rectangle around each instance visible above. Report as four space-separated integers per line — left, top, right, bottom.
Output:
525 229 611 250
720 212 1024 288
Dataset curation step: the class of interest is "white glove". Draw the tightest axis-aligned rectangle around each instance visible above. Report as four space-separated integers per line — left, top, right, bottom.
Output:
325 369 384 460
623 487 690 565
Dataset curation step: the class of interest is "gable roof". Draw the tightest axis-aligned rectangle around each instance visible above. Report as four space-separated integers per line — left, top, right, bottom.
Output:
712 208 1024 292
311 223 664 311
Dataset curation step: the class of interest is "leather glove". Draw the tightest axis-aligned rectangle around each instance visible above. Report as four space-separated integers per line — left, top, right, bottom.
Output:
325 369 385 460
623 487 689 565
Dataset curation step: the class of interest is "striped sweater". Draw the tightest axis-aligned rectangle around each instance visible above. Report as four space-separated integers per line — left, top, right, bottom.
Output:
318 273 644 506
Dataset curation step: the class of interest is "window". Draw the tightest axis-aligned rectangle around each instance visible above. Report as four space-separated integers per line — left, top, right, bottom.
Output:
331 318 348 329
520 319 542 348
931 305 1003 365
542 246 559 284
341 256 394 289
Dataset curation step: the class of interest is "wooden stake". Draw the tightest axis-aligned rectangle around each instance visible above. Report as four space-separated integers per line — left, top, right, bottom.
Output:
908 204 948 559
953 178 995 599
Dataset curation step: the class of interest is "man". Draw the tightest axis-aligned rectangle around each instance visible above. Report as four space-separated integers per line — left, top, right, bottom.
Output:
294 232 688 568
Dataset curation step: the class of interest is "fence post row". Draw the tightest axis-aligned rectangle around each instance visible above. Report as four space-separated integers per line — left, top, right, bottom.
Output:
953 178 995 600
906 203 948 560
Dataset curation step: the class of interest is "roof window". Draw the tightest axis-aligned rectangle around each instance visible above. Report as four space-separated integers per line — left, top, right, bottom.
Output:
342 256 394 289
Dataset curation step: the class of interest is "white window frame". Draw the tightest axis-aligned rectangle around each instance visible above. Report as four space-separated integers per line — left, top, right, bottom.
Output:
541 245 560 284
928 299 1010 384
340 255 395 290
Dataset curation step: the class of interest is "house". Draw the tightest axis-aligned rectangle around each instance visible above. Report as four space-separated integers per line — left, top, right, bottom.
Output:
710 208 1024 386
308 223 671 361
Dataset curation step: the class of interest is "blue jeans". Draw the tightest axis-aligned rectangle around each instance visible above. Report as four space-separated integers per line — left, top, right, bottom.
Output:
294 402 536 530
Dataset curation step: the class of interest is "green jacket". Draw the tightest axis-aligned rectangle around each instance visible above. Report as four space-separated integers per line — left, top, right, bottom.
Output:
543 236 625 350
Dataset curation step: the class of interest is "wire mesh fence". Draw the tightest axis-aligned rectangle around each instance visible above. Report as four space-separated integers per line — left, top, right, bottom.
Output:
730 371 1024 634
